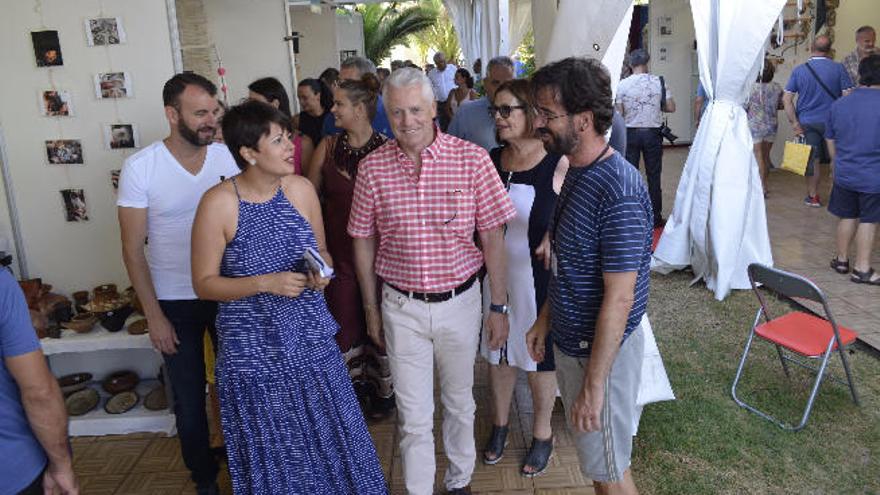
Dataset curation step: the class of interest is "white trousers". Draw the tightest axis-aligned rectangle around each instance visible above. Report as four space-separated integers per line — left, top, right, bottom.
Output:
381 281 481 495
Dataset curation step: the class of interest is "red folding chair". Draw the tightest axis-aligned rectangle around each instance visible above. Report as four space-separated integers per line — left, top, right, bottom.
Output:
731 263 860 431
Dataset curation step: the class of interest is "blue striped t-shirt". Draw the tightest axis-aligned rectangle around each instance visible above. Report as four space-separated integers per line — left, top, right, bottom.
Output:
549 152 653 358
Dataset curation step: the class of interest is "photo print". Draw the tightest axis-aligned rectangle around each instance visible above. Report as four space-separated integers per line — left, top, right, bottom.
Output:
60 189 89 222
103 123 139 149
39 90 73 117
94 72 132 99
85 17 126 46
31 30 64 67
45 139 84 165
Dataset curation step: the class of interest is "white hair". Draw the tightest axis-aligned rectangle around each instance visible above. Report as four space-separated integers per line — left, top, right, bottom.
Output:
382 67 434 104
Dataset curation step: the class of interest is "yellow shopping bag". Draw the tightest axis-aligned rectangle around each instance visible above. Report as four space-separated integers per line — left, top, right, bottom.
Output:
781 136 812 176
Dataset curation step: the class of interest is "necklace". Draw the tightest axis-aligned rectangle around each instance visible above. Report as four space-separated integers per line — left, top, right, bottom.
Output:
332 131 387 179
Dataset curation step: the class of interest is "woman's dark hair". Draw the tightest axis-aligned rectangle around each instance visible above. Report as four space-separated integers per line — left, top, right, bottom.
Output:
247 77 292 119
298 78 333 113
530 57 613 135
319 67 340 88
163 72 217 108
222 100 290 170
455 68 474 89
757 59 775 84
337 73 382 120
858 53 880 86
493 79 538 143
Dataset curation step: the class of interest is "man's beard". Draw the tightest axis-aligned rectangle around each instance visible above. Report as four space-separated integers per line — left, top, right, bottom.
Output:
178 119 215 146
538 123 578 156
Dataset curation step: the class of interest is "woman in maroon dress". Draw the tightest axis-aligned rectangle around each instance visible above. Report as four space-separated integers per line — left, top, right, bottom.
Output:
307 73 393 418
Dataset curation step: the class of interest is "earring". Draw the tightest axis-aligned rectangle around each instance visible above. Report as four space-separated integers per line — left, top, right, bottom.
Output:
248 158 256 165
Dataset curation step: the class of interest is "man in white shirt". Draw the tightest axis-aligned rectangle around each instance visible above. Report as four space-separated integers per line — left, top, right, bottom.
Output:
117 73 239 495
615 48 676 227
428 51 458 130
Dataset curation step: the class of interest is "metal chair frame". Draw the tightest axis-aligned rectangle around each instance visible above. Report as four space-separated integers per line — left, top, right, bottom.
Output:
731 263 860 431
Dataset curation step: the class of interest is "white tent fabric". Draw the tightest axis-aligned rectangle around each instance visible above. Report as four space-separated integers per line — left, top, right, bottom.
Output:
444 0 508 69
651 0 782 300
543 0 633 79
508 0 531 56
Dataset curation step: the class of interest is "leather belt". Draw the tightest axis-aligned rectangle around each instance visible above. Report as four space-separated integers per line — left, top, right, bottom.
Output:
387 274 477 303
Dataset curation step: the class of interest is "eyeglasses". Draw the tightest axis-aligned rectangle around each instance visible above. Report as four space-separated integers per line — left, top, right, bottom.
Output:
536 108 570 121
488 104 526 119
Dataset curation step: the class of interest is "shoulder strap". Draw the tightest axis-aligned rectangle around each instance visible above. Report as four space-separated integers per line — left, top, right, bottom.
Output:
230 176 241 200
659 76 667 111
804 61 840 100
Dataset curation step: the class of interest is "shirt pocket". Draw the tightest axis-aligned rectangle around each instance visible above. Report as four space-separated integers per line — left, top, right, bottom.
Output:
432 187 476 238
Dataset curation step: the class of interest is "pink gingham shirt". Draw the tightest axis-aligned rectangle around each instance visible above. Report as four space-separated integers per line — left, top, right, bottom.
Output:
347 130 515 292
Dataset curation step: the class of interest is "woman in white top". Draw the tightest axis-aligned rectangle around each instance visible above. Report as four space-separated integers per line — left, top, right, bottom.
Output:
446 68 479 121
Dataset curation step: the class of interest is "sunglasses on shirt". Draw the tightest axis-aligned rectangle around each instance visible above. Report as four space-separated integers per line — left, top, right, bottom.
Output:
487 104 526 119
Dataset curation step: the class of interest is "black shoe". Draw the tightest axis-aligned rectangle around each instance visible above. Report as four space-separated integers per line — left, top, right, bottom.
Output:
368 393 396 421
447 485 472 494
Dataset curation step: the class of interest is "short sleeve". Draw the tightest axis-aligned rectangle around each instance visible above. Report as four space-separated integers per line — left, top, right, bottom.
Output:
785 68 801 93
117 156 149 208
599 196 650 273
473 150 516 231
0 272 40 359
347 162 377 238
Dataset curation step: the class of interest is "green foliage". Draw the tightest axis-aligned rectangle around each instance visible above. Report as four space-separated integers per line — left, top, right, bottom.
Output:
407 0 461 65
357 2 438 65
515 29 535 78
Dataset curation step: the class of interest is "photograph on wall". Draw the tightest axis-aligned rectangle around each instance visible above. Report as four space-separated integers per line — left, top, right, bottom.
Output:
39 90 73 117
110 169 120 190
103 123 139 149
60 189 89 222
31 30 64 67
94 72 132 99
45 139 84 165
85 17 126 46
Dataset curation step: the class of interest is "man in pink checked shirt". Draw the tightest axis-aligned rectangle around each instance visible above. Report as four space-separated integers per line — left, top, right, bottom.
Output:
348 67 515 495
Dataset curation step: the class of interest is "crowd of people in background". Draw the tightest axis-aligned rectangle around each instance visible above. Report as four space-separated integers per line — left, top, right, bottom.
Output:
3 22 877 495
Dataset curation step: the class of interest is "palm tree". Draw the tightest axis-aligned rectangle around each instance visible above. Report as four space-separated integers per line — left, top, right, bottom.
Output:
407 0 462 64
358 2 438 65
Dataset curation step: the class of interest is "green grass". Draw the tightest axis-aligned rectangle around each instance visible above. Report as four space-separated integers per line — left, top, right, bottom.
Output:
632 271 880 495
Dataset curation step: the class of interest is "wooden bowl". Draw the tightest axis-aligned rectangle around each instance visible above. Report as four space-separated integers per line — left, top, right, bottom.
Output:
66 387 99 416
105 391 139 415
144 384 169 411
61 313 98 333
58 372 93 395
102 370 139 394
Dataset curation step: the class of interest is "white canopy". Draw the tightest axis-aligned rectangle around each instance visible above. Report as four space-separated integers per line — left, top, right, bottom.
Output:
651 0 782 300
444 0 509 68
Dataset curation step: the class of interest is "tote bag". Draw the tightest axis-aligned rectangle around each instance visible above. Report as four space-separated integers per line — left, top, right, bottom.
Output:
781 136 811 176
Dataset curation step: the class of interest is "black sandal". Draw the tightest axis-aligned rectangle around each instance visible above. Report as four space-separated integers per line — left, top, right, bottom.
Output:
851 268 880 286
830 258 850 274
521 436 553 478
482 425 509 465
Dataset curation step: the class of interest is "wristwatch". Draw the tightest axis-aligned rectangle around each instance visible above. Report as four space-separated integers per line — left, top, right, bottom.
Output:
489 303 510 315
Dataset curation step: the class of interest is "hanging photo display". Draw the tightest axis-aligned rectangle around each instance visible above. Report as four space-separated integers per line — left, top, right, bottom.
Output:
85 17 126 46
60 189 89 222
94 72 132 99
31 30 64 67
110 169 121 190
39 90 73 117
103 123 139 150
45 139 84 165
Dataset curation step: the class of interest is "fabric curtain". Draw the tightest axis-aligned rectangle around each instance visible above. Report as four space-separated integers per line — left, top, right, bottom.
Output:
651 0 783 300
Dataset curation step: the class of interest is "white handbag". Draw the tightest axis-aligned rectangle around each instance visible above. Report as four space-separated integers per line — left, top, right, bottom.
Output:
633 314 675 433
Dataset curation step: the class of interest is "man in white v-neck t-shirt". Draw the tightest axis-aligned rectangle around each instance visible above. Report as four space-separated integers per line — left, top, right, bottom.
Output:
117 73 239 495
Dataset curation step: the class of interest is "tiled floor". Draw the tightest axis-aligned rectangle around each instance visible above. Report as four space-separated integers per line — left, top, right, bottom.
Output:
67 147 878 494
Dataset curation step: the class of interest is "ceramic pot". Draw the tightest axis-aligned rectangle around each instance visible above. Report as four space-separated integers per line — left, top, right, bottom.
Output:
105 391 139 414
61 313 98 334
102 370 139 394
99 305 134 332
66 388 99 416
58 372 93 395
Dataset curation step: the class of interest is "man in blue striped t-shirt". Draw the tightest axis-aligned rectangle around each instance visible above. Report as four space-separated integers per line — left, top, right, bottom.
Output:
526 57 653 494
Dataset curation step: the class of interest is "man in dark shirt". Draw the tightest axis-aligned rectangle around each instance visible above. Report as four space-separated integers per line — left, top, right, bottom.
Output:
526 57 653 495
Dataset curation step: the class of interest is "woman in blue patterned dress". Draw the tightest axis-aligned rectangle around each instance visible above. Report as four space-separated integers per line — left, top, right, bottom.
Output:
191 100 387 494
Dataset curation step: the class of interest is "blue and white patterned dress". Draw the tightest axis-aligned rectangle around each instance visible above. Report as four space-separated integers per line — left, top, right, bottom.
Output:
216 180 387 494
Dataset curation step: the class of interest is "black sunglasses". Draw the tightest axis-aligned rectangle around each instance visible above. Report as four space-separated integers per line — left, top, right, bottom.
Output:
488 104 526 119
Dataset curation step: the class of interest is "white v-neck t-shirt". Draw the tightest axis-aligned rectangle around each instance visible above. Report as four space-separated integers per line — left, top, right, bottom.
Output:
117 141 240 300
